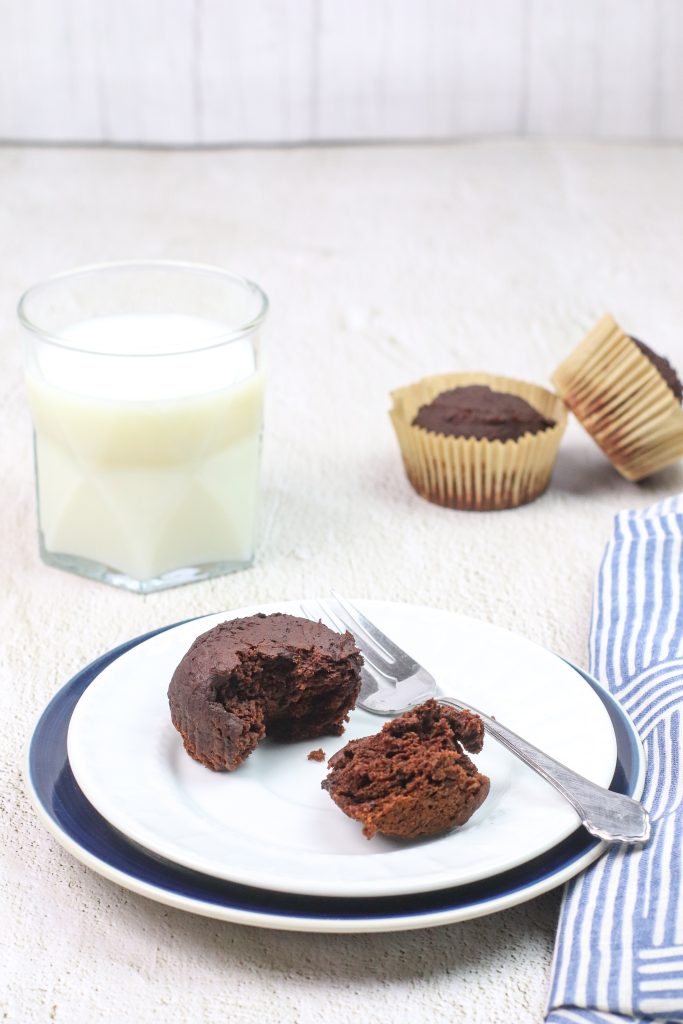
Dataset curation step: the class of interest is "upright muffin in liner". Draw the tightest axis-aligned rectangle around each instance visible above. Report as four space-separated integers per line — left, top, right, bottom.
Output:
552 314 683 481
389 372 567 511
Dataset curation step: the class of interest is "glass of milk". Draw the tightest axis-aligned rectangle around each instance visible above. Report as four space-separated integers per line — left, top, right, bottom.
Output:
18 261 268 592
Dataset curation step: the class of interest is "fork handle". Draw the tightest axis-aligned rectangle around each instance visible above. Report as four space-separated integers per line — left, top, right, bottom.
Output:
441 699 650 844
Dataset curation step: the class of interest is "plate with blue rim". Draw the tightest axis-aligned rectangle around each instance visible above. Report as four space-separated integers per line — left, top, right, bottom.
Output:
27 601 646 933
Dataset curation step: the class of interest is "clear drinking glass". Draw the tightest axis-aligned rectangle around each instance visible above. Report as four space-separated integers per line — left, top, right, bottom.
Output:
18 261 268 592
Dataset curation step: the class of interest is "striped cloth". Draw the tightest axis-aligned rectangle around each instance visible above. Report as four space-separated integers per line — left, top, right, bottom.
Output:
547 494 683 1024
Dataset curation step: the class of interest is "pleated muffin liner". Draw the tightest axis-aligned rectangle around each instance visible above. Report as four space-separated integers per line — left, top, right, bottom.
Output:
389 372 567 511
551 314 683 481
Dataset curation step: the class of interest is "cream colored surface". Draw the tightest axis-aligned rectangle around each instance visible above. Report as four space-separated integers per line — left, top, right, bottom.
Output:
3 140 683 1023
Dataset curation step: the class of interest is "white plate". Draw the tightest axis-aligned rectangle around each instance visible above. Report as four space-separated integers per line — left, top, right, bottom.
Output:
28 632 643 933
67 600 617 898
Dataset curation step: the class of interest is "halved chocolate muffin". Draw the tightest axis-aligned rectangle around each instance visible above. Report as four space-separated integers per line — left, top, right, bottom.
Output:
322 699 490 840
168 613 363 771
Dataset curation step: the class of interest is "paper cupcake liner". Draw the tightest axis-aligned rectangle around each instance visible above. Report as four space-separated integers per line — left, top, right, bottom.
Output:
389 372 567 511
552 315 683 481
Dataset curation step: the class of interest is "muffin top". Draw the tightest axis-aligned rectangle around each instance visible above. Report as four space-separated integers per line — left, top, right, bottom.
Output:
631 338 682 403
174 612 356 672
412 384 556 442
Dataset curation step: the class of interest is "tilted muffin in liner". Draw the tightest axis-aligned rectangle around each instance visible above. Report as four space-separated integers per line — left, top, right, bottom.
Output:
552 314 683 481
389 372 567 511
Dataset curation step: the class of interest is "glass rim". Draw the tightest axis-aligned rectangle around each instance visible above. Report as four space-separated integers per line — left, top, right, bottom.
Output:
17 259 269 357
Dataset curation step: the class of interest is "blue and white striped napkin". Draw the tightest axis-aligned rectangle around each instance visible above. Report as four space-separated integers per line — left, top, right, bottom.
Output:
547 495 683 1024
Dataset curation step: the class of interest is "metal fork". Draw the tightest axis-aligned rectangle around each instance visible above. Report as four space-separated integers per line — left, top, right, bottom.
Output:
301 593 650 845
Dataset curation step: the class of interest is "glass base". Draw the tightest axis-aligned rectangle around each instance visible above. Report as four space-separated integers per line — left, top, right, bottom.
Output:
39 539 254 593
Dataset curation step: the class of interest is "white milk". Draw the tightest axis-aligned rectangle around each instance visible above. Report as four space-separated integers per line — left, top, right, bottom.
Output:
26 315 264 582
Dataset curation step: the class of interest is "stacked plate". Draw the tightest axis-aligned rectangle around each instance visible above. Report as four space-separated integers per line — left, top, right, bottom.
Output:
27 600 645 933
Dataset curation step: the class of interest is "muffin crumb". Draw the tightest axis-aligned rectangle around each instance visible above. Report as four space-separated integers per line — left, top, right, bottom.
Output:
307 748 326 762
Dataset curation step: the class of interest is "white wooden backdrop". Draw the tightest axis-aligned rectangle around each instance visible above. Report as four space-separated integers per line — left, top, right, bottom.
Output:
1 0 682 145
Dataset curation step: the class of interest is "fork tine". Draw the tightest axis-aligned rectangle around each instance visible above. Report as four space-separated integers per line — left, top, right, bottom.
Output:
299 600 383 702
321 598 399 679
329 591 421 676
301 598 397 680
299 599 335 630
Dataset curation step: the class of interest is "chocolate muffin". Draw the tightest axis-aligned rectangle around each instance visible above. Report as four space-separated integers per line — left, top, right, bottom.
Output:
168 613 363 771
390 372 567 510
413 384 556 441
552 315 683 480
322 699 490 840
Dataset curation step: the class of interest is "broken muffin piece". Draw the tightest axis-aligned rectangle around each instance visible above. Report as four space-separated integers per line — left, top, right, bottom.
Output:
322 699 490 839
168 613 363 771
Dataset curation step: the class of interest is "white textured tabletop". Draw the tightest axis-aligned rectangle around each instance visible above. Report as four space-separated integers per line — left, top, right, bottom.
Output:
3 140 683 1023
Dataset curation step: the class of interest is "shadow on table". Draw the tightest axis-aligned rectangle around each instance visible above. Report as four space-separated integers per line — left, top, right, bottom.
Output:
112 878 561 984
552 441 683 500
